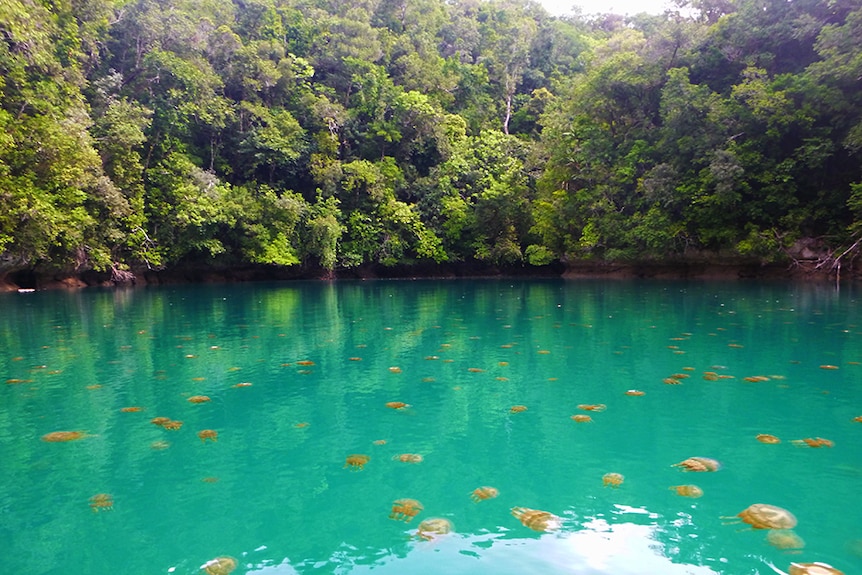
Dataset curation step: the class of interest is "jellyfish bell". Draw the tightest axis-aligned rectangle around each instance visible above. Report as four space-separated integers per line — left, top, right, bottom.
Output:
345 454 370 470
88 493 114 512
151 417 171 427
470 486 499 502
673 457 721 472
670 485 703 498
767 529 805 551
385 401 410 410
416 517 453 541
188 395 211 403
789 562 845 575
511 506 561 532
577 404 606 412
200 556 237 575
571 414 592 423
390 498 423 522
733 504 797 530
198 429 218 443
625 389 645 396
602 472 624 487
41 431 86 442
757 434 781 444
510 405 528 413
393 453 423 463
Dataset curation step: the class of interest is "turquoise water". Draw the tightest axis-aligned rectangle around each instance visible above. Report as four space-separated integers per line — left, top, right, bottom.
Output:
1 279 860 575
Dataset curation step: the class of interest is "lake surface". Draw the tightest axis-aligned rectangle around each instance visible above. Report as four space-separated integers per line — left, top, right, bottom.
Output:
1 279 860 575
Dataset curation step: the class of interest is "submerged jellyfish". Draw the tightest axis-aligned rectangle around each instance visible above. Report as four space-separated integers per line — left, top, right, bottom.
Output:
163 420 183 430
732 503 797 530
345 454 370 470
510 405 528 413
625 390 645 396
670 485 703 498
470 486 499 502
198 429 218 443
201 556 237 575
151 417 171 427
789 563 845 575
757 434 781 444
791 437 834 448
602 473 624 487
394 453 423 463
767 529 805 550
386 401 410 410
188 395 211 404
577 404 606 412
390 498 423 522
417 518 453 541
120 406 143 413
571 414 592 423
511 507 561 532
89 493 114 512
673 457 721 472
41 431 86 442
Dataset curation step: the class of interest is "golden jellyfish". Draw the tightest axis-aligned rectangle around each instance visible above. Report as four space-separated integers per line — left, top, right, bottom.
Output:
571 414 592 423
789 562 845 575
673 457 721 472
767 529 805 551
151 417 171 427
394 453 423 463
669 373 690 379
385 401 410 410
467 367 484 373
233 382 252 388
163 420 183 430
417 518 453 541
151 440 170 450
345 454 370 470
703 372 720 381
200 556 237 575
198 429 218 443
577 404 606 412
390 498 423 522
670 485 703 498
663 377 682 385
120 406 143 413
511 506 562 532
792 437 834 448
757 434 781 444
388 366 402 373
602 472 624 487
510 405 528 413
373 439 387 445
625 389 645 396
733 503 798 530
470 486 499 502
819 365 839 370
41 431 86 442
294 422 309 428
296 360 315 366
188 395 211 404
349 357 362 361
853 416 862 423
202 477 220 483
89 493 114 512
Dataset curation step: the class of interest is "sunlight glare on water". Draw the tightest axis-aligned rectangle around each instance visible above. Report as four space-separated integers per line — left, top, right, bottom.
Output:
1 279 860 575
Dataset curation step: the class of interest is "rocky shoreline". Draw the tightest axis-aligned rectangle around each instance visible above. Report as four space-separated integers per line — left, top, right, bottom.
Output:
0 256 855 292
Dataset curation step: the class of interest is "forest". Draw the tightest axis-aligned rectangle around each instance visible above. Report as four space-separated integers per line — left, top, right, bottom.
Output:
1 0 861 285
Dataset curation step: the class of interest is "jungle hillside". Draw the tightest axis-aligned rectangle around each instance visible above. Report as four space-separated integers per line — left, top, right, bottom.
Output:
2 0 862 287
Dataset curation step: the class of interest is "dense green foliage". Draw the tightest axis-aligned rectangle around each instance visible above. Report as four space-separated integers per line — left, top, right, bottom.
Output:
1 0 861 277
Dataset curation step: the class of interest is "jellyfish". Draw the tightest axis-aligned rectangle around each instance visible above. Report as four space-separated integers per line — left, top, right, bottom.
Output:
468 367 484 373
386 401 410 410
163 420 183 430
743 376 770 382
757 434 781 444
730 503 797 530
345 454 370 470
703 372 720 381
198 429 218 443
511 507 561 532
296 360 315 366
571 414 592 423
200 556 237 575
854 416 862 423
416 518 453 541
663 377 682 385
89 493 114 512
789 562 845 575
767 529 805 551
394 453 423 463
233 382 252 388
120 407 143 413
673 457 721 472
510 405 528 413
41 431 86 442
819 365 839 370
188 395 211 404
791 437 834 448
388 366 402 373
602 472 624 487
151 417 171 427
373 439 387 445
390 498 423 522
577 404 607 412
670 485 703 498
470 486 499 502
669 373 690 379
625 390 645 396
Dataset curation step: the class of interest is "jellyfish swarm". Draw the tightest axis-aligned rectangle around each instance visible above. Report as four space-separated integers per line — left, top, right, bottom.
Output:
732 503 797 530
789 562 845 575
390 498 423 522
417 518 453 541
345 454 370 470
673 457 721 472
41 431 85 442
470 486 499 502
602 473 624 487
89 493 113 512
511 507 561 532
201 556 237 575
767 529 805 550
198 429 218 443
670 485 704 498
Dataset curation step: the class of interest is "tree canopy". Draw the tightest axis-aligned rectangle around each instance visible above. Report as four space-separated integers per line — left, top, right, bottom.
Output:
1 0 860 280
